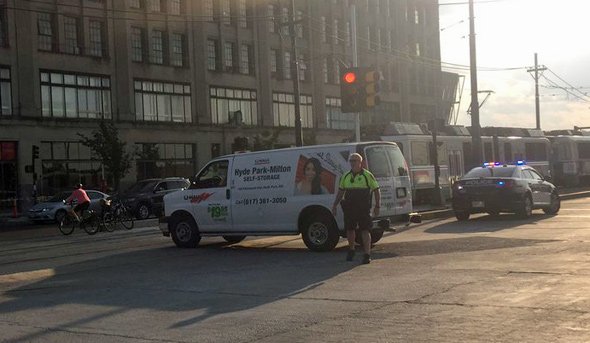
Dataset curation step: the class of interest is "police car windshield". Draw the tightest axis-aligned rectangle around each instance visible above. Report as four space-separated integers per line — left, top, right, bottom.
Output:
464 166 516 178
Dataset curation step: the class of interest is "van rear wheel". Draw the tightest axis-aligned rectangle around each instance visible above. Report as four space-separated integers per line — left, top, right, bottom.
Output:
171 216 201 248
301 214 340 252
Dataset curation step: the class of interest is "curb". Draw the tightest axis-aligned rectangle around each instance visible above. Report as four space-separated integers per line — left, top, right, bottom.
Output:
0 217 158 231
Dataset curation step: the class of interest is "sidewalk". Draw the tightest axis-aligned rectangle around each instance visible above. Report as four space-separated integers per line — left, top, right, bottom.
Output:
2 187 590 230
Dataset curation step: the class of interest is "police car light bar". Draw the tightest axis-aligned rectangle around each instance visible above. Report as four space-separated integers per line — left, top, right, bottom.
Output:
516 160 526 165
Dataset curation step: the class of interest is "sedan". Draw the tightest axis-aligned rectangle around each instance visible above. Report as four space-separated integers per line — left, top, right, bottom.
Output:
452 163 560 221
28 190 110 223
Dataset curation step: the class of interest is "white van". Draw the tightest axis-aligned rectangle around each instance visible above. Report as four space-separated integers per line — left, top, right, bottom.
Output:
159 142 418 251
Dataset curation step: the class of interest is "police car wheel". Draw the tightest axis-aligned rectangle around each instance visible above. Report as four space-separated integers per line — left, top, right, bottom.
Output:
543 193 560 215
301 214 339 252
455 211 470 221
223 235 246 244
518 196 533 218
171 216 201 248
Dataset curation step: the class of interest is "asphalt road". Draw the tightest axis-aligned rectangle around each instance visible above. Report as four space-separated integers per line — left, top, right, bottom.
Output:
1 198 590 342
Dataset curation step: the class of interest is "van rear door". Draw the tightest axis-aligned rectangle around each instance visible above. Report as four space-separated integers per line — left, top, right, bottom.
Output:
364 144 412 216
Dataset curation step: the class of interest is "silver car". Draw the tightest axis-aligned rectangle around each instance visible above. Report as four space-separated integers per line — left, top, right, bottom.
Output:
28 190 110 223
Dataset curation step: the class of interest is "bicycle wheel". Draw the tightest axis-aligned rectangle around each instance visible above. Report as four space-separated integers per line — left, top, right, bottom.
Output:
58 216 76 236
102 212 116 232
82 215 100 235
118 208 134 230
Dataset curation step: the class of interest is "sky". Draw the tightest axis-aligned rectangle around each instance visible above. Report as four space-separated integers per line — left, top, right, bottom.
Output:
438 0 590 131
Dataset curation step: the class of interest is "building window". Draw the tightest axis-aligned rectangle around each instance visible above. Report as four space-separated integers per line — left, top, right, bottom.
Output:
333 57 340 85
221 0 231 25
415 42 421 56
135 143 195 180
170 33 185 67
326 97 354 130
298 54 306 82
38 13 54 51
0 9 6 47
40 141 105 196
332 19 339 45
281 7 289 36
40 71 112 119
204 0 214 21
320 17 326 43
169 0 181 15
0 67 11 115
207 39 218 71
322 58 328 84
224 42 234 72
63 17 80 55
238 0 247 28
345 22 351 46
131 27 144 62
295 10 303 38
273 92 313 128
270 49 278 76
88 21 104 57
283 51 291 79
129 0 141 8
134 80 192 122
210 87 258 125
267 4 275 32
148 0 161 12
151 30 164 64
239 44 251 75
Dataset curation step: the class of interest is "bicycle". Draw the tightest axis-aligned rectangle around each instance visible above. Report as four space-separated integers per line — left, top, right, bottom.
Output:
58 204 100 236
101 197 134 231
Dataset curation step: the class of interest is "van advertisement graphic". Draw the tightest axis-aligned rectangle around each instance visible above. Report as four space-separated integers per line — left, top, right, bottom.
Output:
233 150 351 208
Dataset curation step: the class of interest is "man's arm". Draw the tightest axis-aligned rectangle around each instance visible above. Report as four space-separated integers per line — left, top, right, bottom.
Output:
331 189 345 216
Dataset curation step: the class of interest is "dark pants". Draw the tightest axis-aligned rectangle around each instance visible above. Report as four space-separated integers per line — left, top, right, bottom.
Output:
343 209 372 231
74 201 90 213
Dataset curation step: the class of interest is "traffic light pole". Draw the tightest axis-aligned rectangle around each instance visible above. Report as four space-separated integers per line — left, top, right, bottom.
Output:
350 4 360 142
289 0 303 147
468 0 482 168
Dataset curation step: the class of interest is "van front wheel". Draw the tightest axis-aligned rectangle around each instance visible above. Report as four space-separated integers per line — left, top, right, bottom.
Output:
171 216 201 248
301 214 340 252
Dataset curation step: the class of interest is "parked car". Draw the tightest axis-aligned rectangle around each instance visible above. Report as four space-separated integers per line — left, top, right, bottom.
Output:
452 162 560 221
28 190 110 223
120 177 190 220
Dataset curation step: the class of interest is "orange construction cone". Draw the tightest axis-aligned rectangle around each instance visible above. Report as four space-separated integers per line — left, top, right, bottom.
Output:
12 198 17 218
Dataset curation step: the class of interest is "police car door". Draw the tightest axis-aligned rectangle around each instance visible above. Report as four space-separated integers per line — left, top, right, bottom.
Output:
528 168 551 205
190 159 233 232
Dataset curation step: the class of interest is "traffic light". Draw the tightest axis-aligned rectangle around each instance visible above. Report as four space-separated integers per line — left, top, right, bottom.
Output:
364 69 381 108
32 145 39 160
340 68 366 113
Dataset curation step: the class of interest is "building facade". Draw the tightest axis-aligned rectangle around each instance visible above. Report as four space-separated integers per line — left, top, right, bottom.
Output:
0 0 456 212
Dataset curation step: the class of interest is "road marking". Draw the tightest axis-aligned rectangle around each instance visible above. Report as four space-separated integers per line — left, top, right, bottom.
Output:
0 268 55 284
559 208 590 211
552 215 590 218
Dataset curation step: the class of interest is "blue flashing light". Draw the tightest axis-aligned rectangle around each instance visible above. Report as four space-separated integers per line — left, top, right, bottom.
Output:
516 160 526 165
497 181 505 186
494 162 501 166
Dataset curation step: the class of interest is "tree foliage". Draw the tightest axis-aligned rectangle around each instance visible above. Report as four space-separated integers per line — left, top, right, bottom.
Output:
252 128 282 151
78 121 132 191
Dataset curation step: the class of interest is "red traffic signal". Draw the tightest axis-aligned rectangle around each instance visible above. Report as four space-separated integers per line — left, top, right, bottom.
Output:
343 72 357 84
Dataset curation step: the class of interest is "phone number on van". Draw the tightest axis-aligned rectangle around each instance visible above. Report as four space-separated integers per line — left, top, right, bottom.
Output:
235 197 288 206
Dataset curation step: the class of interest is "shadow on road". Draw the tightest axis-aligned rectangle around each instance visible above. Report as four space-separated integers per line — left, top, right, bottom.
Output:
425 212 555 234
0 232 553 341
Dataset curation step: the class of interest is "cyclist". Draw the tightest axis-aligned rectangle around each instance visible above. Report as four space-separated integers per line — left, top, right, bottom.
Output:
65 184 91 222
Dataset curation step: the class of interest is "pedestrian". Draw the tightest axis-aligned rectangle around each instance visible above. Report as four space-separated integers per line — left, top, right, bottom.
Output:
331 153 381 264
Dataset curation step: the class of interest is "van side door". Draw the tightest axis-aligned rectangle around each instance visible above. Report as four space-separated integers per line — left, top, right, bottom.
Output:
188 159 233 232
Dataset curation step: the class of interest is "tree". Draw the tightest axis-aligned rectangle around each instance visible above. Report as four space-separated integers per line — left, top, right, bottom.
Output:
252 128 282 151
78 121 132 191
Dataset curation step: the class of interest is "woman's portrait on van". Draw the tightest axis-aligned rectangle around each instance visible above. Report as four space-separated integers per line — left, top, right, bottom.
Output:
294 157 334 195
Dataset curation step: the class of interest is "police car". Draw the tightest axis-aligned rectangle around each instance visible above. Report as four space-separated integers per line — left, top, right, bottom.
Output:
452 162 560 221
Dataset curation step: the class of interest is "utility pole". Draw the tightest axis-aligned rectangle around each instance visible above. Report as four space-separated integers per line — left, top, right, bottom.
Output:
527 53 547 130
350 4 360 142
289 0 303 147
468 0 482 168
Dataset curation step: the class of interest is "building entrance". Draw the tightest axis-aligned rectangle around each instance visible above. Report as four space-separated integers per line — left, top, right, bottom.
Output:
0 142 18 214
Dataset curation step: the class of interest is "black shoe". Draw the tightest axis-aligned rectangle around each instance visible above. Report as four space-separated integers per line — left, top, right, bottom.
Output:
362 254 371 264
346 250 355 262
